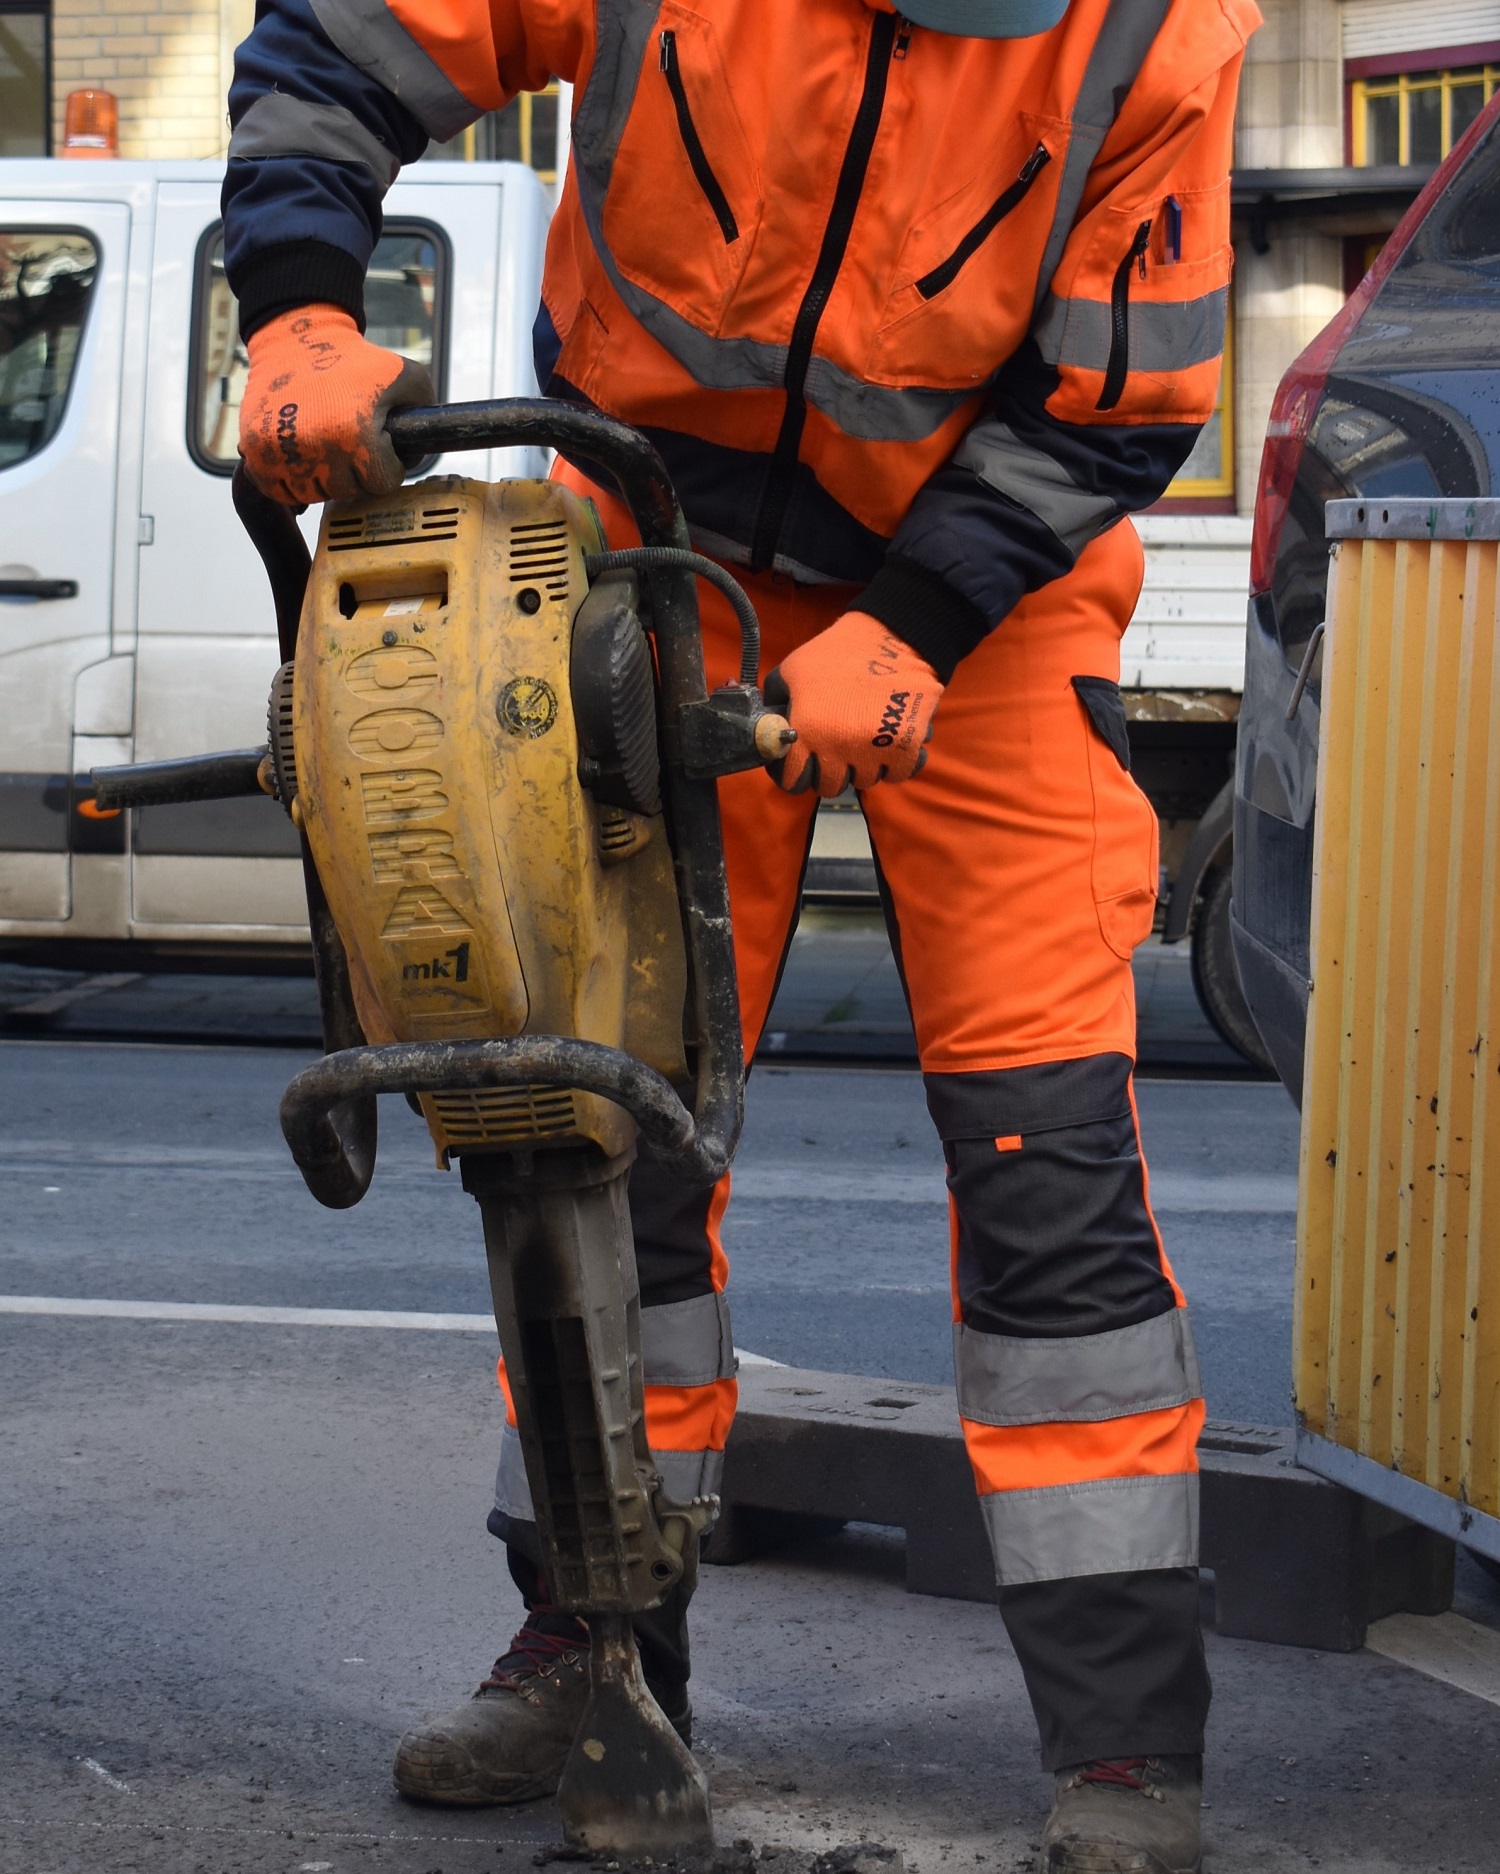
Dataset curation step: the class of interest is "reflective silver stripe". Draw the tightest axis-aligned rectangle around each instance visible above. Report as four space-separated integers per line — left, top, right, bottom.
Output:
229 93 400 187
493 1424 722 1528
954 1309 1201 1428
641 1291 736 1389
494 1419 534 1523
657 1446 724 1505
1034 287 1228 376
1031 0 1175 316
980 1471 1199 1585
309 0 477 141
686 524 846 587
567 0 973 445
953 418 1118 555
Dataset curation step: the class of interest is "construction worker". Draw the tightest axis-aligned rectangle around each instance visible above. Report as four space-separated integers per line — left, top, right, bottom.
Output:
226 2 1256 1867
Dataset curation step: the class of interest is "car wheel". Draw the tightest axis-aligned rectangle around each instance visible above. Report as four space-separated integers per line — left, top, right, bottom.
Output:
1191 863 1276 1072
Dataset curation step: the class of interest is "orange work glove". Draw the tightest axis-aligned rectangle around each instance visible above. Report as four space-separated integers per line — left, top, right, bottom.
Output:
239 304 434 506
764 611 942 798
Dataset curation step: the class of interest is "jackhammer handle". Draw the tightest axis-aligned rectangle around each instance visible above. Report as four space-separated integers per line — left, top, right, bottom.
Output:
281 1036 730 1210
754 714 794 762
93 748 271 810
387 400 686 554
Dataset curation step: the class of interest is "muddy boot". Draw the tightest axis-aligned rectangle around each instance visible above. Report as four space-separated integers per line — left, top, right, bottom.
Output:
393 1610 592 1806
1040 1755 1202 1874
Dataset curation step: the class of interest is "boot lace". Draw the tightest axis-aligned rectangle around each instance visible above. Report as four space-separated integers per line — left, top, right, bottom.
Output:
1071 1758 1165 1800
478 1610 588 1695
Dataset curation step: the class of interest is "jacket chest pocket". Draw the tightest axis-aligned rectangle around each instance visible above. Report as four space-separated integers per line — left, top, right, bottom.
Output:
600 3 761 335
868 112 1070 387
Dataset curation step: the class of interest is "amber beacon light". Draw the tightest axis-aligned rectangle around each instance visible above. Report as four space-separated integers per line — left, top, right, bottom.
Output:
61 90 119 159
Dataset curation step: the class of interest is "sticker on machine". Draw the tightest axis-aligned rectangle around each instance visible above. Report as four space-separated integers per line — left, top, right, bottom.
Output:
497 677 559 738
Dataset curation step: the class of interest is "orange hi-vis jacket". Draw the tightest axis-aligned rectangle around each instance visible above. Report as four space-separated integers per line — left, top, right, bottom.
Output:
225 0 1258 676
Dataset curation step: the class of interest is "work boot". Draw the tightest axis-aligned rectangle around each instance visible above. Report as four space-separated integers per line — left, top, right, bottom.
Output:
1039 1754 1202 1874
392 1611 694 1807
393 1611 591 1806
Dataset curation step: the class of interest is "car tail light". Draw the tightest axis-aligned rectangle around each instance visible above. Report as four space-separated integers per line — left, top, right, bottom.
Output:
1248 92 1500 596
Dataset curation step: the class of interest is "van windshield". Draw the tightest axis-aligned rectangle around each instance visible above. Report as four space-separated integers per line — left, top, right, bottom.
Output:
0 232 98 471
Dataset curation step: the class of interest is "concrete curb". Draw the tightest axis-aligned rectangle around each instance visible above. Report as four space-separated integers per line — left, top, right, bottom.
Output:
705 1365 1454 1651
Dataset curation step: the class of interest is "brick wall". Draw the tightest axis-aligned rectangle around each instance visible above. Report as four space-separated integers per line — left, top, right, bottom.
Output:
51 0 253 160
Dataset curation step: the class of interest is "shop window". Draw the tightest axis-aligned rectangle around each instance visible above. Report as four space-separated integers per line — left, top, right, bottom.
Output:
188 223 448 473
1162 304 1234 505
427 84 561 183
0 2 49 156
0 231 96 470
1351 62 1499 166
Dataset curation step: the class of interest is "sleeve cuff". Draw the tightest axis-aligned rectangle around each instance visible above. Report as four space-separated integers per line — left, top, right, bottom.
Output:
234 240 367 341
853 553 990 684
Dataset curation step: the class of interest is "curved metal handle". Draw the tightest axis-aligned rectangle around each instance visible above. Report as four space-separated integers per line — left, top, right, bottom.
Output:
281 1037 729 1209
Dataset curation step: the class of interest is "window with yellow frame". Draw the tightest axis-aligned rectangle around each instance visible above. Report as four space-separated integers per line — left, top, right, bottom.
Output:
427 83 562 184
1351 64 1497 167
1165 301 1234 500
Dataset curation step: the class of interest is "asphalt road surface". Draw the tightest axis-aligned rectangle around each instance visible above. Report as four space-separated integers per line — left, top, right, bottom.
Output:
5 1022 1500 1872
0 1039 1293 1421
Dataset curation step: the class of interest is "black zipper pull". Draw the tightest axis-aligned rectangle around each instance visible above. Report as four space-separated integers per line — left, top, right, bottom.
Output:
1019 143 1049 184
894 14 913 58
659 27 673 71
1096 217 1154 413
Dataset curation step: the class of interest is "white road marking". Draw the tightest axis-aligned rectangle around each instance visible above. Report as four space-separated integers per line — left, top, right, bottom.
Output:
6 973 141 1019
80 1758 131 1794
1365 1611 1500 1708
0 1293 783 1362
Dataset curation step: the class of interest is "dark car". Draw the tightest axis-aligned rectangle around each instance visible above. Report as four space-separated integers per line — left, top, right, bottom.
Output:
1233 96 1500 1101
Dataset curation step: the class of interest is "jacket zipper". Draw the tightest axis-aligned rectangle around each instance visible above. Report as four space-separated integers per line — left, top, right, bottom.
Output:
1096 217 1152 412
659 30 739 244
915 142 1052 301
748 9 901 572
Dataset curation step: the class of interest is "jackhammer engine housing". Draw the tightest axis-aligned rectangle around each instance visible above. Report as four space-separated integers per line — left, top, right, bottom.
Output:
289 475 688 1160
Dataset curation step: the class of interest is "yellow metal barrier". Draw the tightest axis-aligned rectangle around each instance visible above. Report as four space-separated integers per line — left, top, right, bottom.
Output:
1295 497 1500 1563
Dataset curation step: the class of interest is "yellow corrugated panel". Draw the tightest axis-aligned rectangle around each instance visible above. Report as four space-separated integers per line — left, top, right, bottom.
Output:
1298 530 1500 1528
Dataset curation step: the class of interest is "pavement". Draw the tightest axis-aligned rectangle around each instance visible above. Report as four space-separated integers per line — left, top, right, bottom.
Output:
0 919 1259 1074
4 952 1500 1873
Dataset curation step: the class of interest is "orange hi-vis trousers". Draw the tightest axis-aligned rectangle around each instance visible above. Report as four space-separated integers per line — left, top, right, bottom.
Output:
492 468 1210 1768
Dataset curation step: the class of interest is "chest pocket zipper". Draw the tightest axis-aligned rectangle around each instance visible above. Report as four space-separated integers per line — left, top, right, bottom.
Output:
1096 217 1152 411
659 30 739 244
915 143 1051 301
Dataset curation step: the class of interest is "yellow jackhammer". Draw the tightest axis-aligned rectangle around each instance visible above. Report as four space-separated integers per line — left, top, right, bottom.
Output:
93 401 792 1855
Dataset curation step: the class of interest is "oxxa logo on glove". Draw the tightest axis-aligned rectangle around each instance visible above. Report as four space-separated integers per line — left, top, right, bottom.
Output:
873 693 912 748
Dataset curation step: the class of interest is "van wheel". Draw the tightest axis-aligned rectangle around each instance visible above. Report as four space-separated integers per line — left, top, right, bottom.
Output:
1191 864 1276 1072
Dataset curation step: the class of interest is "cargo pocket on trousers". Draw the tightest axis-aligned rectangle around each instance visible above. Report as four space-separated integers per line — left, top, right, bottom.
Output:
1074 676 1159 960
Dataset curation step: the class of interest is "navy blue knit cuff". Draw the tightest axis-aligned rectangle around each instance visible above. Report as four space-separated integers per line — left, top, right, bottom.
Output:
854 553 991 684
235 240 366 340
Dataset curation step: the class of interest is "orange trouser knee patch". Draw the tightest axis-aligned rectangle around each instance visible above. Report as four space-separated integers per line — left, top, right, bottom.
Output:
498 1358 736 1454
963 1397 1205 1496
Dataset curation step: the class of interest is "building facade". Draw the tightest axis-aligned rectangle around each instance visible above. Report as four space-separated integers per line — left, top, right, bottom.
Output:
1 0 1496 516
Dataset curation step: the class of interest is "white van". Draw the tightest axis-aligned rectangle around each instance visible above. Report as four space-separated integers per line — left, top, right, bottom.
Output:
1 155 1260 1048
0 158 549 956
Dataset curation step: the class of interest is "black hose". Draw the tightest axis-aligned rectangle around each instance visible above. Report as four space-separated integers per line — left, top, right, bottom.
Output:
585 548 761 687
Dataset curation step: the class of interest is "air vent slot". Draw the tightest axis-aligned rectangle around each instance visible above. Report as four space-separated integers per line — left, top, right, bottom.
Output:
508 520 571 602
327 503 460 551
428 1084 578 1147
